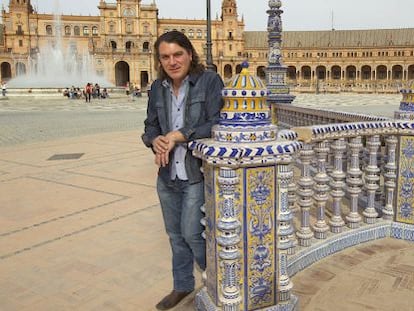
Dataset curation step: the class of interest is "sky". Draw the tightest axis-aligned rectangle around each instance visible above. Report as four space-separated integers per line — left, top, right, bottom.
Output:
2 0 414 31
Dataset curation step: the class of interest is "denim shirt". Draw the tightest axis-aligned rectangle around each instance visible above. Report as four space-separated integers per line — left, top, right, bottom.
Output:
142 70 224 184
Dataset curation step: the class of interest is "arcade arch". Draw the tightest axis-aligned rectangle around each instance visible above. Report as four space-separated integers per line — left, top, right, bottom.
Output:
361 65 372 80
331 66 341 80
408 65 414 80
1 62 12 80
224 64 232 79
115 61 130 87
346 65 356 80
235 64 242 74
377 65 387 80
257 66 266 80
301 66 311 80
287 66 296 80
316 65 326 80
392 65 403 80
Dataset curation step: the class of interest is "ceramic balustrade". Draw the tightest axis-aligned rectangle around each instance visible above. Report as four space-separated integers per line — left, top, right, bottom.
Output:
289 120 414 250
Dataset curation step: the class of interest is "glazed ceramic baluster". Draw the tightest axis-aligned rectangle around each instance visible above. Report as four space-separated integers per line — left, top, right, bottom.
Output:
277 163 294 301
346 136 363 228
287 162 298 255
296 144 314 246
363 135 381 224
329 138 346 233
217 168 242 310
383 135 397 220
312 141 330 239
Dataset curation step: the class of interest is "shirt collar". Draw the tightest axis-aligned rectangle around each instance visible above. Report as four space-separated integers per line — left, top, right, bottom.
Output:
162 75 190 89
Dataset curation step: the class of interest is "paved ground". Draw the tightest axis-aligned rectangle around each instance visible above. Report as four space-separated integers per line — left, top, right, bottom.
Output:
0 93 413 311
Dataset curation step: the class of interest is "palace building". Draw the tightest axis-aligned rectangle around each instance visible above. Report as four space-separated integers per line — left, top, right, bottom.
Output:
1 0 414 91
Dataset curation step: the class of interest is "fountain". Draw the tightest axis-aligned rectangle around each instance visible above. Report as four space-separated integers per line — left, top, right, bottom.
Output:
7 0 112 89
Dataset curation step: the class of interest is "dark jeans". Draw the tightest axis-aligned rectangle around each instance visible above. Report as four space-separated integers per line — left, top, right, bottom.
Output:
157 177 206 292
85 93 91 102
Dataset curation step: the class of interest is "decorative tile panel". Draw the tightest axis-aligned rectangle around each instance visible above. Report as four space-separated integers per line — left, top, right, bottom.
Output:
245 166 276 310
396 136 414 224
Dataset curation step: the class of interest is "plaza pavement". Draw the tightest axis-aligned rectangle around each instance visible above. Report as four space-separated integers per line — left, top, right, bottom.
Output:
0 94 413 310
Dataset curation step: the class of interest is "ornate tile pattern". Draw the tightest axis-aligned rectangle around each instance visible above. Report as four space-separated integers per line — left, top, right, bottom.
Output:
396 136 414 224
245 167 276 310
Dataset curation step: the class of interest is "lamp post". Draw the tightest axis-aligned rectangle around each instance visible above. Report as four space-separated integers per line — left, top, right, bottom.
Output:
206 0 214 70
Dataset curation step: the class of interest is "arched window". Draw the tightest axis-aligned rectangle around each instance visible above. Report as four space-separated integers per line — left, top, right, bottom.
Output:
110 41 117 51
188 29 194 38
65 26 70 36
109 23 115 33
92 26 98 36
46 25 53 35
64 26 71 36
125 41 132 52
197 29 202 38
143 41 150 52
83 26 89 36
74 26 80 36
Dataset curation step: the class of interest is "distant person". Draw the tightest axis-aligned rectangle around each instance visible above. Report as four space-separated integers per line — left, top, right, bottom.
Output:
95 83 100 98
142 30 224 310
125 82 130 96
85 83 92 103
101 88 108 99
1 81 7 96
63 88 70 98
132 86 142 100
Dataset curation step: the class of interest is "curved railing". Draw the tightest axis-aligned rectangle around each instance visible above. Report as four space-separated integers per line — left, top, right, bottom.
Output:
275 103 390 128
193 108 414 311
282 120 414 277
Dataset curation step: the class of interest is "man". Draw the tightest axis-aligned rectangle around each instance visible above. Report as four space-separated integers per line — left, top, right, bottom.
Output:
142 31 224 310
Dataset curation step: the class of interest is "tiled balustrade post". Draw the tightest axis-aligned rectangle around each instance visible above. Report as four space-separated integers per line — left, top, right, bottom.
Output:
346 136 363 229
276 162 295 303
287 162 298 255
312 141 330 239
329 138 346 233
296 144 314 246
363 135 381 224
191 64 299 311
383 135 397 220
216 168 242 310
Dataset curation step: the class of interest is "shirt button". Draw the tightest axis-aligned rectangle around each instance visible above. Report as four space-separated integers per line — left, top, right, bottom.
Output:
178 109 180 111
176 161 179 164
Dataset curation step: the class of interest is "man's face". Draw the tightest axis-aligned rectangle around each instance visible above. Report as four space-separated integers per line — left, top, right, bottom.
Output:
158 42 192 85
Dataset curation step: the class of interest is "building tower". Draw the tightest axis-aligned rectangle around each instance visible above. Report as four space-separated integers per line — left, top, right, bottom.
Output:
6 0 34 56
220 0 244 74
266 0 295 120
